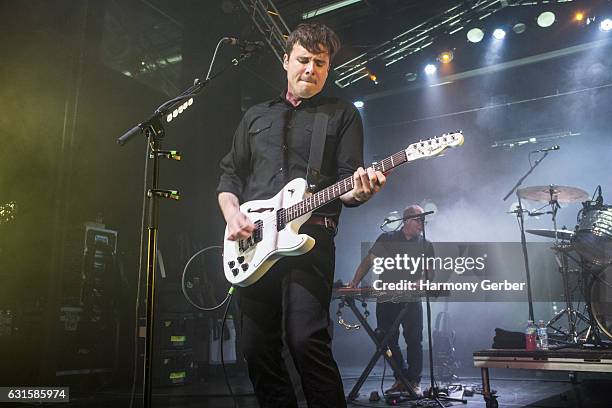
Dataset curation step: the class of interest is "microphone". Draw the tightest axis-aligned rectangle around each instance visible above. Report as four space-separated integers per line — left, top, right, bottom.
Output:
225 37 265 52
531 145 560 153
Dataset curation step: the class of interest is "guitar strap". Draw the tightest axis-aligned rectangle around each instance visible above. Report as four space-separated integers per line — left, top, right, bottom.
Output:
306 106 329 192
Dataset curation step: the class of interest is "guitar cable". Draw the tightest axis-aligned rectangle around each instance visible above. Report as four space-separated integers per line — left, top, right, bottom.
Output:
181 247 239 405
180 245 233 312
220 289 238 408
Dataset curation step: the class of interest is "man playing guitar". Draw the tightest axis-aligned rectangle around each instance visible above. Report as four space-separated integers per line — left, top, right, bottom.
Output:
217 22 386 408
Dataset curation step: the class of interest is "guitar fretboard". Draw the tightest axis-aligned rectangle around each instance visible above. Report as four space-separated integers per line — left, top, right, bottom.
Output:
279 150 409 224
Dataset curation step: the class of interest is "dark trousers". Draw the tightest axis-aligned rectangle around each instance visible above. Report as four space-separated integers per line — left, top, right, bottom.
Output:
375 301 423 383
237 225 346 408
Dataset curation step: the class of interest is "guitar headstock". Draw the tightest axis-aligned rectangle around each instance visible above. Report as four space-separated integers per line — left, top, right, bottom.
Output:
405 132 464 161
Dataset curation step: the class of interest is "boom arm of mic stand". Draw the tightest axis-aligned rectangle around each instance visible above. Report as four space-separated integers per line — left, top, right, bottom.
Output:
503 150 553 324
117 49 256 147
502 151 549 201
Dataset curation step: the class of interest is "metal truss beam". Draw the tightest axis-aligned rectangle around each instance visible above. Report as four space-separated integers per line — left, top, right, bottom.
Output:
239 0 291 63
333 0 529 88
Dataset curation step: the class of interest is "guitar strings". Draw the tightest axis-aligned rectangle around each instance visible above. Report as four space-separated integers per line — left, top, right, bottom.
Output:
238 133 458 239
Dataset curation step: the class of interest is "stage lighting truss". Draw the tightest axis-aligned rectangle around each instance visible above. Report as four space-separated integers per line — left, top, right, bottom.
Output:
491 129 580 150
333 0 523 89
238 0 291 64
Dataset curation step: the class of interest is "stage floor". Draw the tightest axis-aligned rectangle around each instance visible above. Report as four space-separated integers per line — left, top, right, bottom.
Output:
12 368 610 407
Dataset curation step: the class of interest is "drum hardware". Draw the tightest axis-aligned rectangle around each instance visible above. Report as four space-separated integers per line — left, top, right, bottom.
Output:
525 229 575 241
515 182 589 342
572 186 612 266
513 232 591 345
546 243 590 343
523 228 589 343
575 262 610 348
547 186 612 349
590 265 612 341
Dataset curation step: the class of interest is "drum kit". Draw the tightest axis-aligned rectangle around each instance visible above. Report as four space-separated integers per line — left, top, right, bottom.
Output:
516 184 612 346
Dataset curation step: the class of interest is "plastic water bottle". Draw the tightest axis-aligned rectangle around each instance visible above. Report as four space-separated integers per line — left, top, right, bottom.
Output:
537 320 549 350
525 320 537 350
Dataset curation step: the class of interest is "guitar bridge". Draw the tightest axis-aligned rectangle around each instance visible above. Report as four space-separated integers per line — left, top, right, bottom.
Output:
238 220 263 253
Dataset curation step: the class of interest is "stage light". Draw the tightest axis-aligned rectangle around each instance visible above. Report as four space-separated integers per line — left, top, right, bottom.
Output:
437 50 454 64
537 11 556 28
404 72 417 82
467 28 484 43
513 23 526 34
601 18 612 32
492 28 506 40
575 12 585 22
367 72 378 84
424 64 437 75
353 101 364 108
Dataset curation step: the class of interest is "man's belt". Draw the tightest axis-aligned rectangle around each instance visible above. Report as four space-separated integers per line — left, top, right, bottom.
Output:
304 215 337 232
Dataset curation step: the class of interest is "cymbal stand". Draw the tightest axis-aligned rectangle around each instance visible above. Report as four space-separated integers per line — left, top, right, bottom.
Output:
548 187 561 243
547 244 590 343
545 187 590 344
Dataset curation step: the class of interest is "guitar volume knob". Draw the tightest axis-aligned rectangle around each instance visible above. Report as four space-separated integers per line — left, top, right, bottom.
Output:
241 263 249 271
231 268 239 277
228 261 235 268
237 256 245 263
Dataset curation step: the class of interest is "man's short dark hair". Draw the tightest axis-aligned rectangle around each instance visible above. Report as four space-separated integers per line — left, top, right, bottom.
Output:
285 23 341 61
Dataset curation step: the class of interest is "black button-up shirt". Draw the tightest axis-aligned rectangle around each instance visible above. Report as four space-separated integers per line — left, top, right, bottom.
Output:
217 91 364 222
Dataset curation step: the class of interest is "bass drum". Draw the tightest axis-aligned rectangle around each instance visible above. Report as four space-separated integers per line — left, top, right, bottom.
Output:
590 265 612 340
573 204 612 266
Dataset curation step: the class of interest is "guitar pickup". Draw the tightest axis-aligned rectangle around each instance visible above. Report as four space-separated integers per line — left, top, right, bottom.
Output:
238 221 264 253
253 220 263 242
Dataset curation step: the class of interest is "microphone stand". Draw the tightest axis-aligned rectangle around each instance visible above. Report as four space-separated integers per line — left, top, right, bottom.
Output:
411 211 466 407
503 151 550 322
380 211 434 231
116 51 256 408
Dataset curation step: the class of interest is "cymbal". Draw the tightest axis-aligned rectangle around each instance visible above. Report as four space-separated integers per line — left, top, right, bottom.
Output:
517 185 588 203
526 228 575 241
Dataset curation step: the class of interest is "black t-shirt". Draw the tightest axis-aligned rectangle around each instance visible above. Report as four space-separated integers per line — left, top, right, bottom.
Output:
369 231 434 284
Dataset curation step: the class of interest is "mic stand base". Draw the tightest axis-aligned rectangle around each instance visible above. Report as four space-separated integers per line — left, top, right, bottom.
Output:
418 212 467 407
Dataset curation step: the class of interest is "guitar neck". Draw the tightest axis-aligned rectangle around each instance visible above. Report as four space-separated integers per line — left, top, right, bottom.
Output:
282 150 409 222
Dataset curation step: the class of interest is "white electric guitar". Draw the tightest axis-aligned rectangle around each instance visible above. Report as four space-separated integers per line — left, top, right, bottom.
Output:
223 132 464 287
